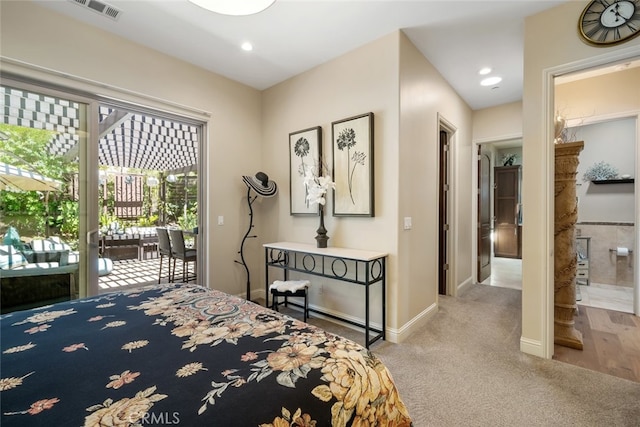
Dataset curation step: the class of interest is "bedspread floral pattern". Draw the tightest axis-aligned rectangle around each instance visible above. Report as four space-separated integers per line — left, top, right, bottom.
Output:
1 283 412 426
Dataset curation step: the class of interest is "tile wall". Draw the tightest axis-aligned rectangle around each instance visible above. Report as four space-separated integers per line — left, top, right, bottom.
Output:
575 223 635 287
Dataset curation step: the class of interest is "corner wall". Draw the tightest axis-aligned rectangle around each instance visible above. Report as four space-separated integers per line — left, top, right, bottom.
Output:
262 31 473 337
523 1 640 357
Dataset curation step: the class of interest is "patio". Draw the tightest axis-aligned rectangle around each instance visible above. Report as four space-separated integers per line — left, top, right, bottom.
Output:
99 253 194 292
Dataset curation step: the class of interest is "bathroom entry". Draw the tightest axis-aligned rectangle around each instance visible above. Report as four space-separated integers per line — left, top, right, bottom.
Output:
571 117 636 314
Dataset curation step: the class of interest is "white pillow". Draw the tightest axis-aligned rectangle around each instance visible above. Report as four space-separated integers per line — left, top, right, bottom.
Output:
0 245 28 269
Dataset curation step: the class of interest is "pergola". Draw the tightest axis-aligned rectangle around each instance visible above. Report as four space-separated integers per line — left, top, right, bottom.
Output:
1 85 199 222
1 86 199 173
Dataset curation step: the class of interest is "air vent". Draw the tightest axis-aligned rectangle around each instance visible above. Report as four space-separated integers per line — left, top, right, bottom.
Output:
69 0 122 21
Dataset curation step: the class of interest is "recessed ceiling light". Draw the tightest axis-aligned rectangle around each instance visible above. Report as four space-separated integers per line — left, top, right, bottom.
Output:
481 76 502 86
188 0 275 16
241 42 253 51
478 67 492 75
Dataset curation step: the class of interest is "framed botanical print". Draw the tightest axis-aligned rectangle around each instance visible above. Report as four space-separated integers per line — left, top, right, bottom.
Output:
332 112 374 216
289 126 322 215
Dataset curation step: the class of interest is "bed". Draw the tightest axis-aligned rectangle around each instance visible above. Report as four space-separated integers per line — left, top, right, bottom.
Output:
1 283 412 426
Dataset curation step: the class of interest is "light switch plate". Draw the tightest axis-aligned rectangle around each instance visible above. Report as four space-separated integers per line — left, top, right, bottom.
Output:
217 216 224 225
403 217 412 230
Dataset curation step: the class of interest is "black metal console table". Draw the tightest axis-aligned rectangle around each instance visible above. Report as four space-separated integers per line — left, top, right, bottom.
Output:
264 242 387 348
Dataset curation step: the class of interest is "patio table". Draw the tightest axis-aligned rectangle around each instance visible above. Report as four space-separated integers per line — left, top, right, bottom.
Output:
100 233 158 261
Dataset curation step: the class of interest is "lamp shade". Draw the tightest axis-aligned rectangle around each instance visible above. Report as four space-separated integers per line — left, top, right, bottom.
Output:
188 0 275 16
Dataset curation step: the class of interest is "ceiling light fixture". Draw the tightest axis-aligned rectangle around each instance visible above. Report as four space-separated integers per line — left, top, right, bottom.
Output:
241 42 254 51
478 67 492 75
481 76 502 86
188 0 275 16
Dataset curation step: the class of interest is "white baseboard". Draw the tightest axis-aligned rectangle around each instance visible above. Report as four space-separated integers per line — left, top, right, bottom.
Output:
520 337 545 358
457 276 473 295
386 302 438 343
241 290 439 346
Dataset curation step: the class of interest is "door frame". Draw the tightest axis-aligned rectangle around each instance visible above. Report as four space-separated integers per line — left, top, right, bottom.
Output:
438 115 457 296
540 48 640 358
564 111 639 316
1 61 210 296
477 145 492 283
0 75 100 297
471 136 522 285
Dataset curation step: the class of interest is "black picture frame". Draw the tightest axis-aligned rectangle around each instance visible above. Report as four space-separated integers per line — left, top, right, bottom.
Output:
289 126 322 216
332 112 374 217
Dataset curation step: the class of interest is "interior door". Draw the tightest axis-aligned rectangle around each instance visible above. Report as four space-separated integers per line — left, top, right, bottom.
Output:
494 165 520 258
438 130 449 295
477 147 492 282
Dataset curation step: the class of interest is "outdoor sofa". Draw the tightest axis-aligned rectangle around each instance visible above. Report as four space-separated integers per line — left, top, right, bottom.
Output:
0 238 79 311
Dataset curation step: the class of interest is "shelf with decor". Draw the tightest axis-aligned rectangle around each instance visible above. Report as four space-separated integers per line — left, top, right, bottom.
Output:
591 178 634 184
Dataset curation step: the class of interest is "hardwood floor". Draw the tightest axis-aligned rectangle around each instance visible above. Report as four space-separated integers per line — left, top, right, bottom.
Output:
553 304 640 383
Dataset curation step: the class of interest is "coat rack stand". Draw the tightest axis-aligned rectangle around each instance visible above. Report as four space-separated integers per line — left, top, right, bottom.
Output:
235 186 258 301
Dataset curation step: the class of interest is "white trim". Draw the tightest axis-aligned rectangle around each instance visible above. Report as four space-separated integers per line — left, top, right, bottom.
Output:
457 275 473 293
565 110 640 128
386 302 438 343
520 337 545 358
473 133 523 145
247 293 440 345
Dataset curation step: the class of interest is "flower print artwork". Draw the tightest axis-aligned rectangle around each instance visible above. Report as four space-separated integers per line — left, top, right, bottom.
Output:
289 126 322 215
336 127 367 205
294 136 311 207
332 113 374 216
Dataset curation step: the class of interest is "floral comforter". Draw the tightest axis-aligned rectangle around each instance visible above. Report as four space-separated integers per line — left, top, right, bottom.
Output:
1 283 412 426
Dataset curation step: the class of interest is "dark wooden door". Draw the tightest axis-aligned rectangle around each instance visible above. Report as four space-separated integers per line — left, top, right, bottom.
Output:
477 147 492 282
494 165 521 258
438 130 449 295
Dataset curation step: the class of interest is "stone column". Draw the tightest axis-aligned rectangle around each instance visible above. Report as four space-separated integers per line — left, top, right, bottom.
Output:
554 141 584 350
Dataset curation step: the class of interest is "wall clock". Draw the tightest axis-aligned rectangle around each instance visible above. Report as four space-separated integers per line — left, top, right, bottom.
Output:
578 0 640 46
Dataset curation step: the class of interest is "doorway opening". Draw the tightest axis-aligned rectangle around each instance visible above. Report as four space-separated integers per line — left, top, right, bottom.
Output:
563 116 636 314
475 139 523 291
438 117 458 296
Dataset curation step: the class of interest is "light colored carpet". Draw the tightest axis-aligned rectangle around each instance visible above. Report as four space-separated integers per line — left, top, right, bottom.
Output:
298 284 640 427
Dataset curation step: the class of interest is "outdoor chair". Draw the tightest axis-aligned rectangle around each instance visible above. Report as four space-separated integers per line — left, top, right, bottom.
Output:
156 227 173 283
169 228 197 283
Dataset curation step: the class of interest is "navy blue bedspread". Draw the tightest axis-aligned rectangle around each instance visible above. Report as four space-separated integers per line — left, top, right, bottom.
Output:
1 283 411 426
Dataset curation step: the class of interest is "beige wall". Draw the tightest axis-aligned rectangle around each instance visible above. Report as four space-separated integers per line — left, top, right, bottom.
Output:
556 67 640 120
523 1 640 357
0 1 263 297
472 101 523 142
261 32 400 330
398 32 473 322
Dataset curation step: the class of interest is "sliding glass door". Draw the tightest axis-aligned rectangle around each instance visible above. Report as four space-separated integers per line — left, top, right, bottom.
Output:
0 79 99 306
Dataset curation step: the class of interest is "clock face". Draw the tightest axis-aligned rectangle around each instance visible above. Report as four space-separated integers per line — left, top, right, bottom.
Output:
579 0 640 46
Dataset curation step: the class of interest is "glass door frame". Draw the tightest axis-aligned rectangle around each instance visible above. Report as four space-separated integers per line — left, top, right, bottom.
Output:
1 75 100 297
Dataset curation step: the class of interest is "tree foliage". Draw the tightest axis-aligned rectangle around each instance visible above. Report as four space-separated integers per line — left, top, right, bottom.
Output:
0 123 77 242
